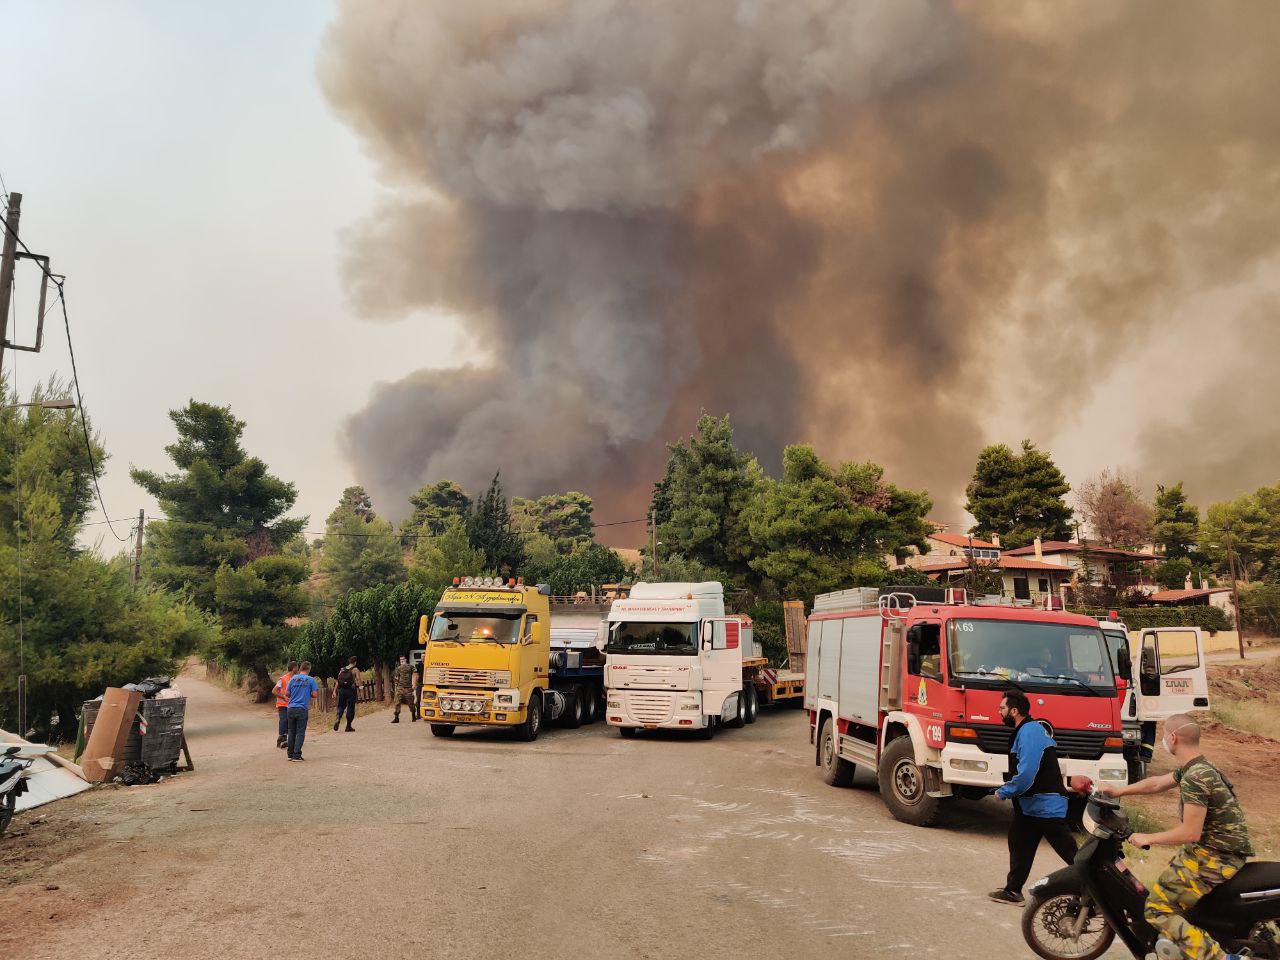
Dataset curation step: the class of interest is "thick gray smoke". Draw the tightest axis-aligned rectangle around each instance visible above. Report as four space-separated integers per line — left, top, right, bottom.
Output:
320 1 1280 528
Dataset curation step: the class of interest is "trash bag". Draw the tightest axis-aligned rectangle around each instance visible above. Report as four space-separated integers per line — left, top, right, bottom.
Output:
118 762 162 786
122 677 172 699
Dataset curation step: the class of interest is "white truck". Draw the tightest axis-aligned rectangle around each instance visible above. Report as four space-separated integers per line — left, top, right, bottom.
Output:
604 581 774 738
1098 615 1211 781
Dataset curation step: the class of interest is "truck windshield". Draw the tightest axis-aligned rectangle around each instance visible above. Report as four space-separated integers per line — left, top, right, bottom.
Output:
430 612 521 644
948 619 1116 694
607 621 697 656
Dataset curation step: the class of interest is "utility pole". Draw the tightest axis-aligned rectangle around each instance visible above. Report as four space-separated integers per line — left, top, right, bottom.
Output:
0 192 22 372
1225 530 1246 660
649 513 657 579
132 509 145 587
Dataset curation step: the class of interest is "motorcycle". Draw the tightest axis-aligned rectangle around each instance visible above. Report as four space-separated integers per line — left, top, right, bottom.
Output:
1022 789 1280 960
0 745 34 836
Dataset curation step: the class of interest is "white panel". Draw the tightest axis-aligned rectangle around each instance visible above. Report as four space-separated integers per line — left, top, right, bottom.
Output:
837 615 883 724
804 621 820 709
817 621 841 702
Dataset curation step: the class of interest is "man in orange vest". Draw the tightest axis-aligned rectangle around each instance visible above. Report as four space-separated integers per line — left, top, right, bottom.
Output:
272 660 299 749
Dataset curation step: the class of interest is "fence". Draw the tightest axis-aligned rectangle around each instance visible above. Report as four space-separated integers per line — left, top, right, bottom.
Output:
315 678 381 712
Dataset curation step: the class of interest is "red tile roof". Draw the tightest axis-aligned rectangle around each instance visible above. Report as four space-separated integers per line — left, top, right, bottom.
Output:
918 557 1073 574
1149 588 1232 602
1004 541 1154 561
929 532 999 550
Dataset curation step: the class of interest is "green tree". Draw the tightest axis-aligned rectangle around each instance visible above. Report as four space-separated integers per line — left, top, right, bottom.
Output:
211 553 309 696
1077 469 1153 549
411 516 487 591
1 381 218 738
400 479 472 544
648 552 727 586
131 401 306 610
1153 482 1199 559
467 472 525 574
1202 484 1280 580
653 414 761 578
965 440 1074 549
512 492 595 554
527 543 630 597
740 445 933 599
1155 557 1195 591
318 485 405 597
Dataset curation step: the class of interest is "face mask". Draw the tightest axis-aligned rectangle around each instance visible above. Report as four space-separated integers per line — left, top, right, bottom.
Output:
1161 735 1173 755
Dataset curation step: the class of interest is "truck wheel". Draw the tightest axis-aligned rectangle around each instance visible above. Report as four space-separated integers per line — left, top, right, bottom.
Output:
516 692 543 742
879 736 940 826
744 684 759 724
727 693 746 729
580 685 599 724
560 686 583 729
429 724 455 738
619 726 638 739
697 718 715 740
819 717 856 787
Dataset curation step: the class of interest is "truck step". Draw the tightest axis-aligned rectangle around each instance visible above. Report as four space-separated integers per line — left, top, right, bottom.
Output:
838 735 877 767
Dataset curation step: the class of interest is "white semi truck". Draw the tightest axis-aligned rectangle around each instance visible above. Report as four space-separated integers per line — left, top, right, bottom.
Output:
603 581 795 738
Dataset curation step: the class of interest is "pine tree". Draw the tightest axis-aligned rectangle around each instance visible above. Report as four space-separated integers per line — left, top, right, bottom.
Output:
400 479 472 544
965 440 1074 549
412 516 487 590
1153 482 1199 559
466 473 525 574
318 485 405 598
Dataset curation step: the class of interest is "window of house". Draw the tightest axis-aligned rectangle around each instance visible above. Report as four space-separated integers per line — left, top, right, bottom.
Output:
1038 578 1050 593
1013 577 1030 600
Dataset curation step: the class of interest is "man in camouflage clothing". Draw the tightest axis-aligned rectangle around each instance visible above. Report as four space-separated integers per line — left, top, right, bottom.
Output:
391 654 418 723
1101 714 1252 960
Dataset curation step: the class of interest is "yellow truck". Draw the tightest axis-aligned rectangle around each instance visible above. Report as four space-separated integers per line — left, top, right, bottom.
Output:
417 576 605 741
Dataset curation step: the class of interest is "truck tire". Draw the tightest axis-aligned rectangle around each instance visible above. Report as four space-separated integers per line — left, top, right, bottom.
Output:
429 724 455 738
560 686 583 729
516 691 543 742
619 726 638 738
580 684 599 724
696 718 715 740
727 693 746 729
744 684 759 724
879 736 941 826
819 717 856 787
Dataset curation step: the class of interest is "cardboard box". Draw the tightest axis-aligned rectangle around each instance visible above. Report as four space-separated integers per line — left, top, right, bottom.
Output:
81 687 143 783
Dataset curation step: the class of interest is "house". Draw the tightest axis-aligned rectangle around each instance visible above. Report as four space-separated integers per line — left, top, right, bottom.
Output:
1002 538 1158 592
918 555 1074 604
900 525 1002 570
1147 587 1236 620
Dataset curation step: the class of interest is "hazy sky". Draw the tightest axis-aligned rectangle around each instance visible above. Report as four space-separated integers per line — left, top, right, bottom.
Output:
3 3 1277 553
2 2 469 550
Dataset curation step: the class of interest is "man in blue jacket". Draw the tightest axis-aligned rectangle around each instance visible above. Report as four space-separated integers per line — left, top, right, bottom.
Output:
989 690 1078 905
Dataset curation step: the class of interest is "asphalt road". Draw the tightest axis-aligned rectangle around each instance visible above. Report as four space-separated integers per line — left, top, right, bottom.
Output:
3 667 1101 960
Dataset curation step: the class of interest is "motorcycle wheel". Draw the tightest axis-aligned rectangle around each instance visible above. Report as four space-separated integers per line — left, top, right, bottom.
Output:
1022 891 1115 960
0 792 14 836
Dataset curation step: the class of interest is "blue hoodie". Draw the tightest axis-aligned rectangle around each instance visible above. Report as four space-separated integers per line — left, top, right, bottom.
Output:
995 719 1067 819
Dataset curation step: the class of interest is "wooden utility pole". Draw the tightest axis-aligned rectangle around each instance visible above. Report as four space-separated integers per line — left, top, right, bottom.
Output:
132 509 145 587
649 513 658 579
1226 531 1246 660
0 192 22 372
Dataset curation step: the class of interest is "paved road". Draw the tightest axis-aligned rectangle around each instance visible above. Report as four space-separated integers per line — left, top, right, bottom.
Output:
3 666 1098 960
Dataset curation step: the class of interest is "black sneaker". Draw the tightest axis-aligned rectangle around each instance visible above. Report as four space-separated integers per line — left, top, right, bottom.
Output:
988 889 1024 906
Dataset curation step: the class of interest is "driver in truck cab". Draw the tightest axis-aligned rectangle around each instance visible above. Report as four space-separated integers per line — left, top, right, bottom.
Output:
1099 715 1253 960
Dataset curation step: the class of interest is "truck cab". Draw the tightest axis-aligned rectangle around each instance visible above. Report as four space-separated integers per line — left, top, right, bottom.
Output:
604 581 756 738
418 577 552 741
1099 615 1211 780
807 587 1127 826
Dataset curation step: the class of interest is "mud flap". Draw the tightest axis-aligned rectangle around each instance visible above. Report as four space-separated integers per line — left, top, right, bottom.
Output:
924 765 952 798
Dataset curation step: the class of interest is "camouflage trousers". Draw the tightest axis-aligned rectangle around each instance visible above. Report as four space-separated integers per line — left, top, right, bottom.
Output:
392 687 415 717
1145 844 1247 960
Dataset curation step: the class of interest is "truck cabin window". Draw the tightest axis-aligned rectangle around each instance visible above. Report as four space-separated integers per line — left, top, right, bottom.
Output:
607 622 697 656
908 624 943 681
430 613 521 644
947 619 1116 694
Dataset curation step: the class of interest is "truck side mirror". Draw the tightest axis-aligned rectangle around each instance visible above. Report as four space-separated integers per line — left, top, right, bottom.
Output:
1116 646 1132 682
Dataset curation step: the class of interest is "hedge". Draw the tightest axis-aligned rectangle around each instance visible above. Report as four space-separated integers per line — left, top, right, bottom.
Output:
1077 606 1233 633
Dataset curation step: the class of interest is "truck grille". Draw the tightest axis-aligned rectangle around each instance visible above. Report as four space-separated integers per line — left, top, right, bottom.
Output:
423 668 511 688
627 693 675 724
971 724 1117 761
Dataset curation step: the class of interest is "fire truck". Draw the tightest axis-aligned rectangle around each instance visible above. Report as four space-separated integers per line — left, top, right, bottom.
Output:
805 586 1126 826
1098 614 1211 781
604 582 802 738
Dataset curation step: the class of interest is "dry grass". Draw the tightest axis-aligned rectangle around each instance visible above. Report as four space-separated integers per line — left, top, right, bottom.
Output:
1211 698 1280 742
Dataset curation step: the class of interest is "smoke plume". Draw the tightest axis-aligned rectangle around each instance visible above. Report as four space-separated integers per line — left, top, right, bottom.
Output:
320 1 1280 531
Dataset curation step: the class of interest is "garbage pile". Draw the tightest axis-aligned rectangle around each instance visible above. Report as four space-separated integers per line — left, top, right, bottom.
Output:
80 677 189 786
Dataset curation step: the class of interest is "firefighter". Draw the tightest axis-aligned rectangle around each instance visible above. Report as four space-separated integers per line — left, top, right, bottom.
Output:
1100 715 1252 960
988 690 1078 905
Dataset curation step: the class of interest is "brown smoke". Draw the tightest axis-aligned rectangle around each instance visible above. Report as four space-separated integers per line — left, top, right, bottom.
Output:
319 1 1280 534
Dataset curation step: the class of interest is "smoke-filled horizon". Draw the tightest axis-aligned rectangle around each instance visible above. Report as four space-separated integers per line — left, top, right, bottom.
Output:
319 1 1280 537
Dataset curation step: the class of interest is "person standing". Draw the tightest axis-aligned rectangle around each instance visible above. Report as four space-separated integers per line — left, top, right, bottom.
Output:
1100 715 1252 960
271 660 298 749
285 661 319 761
989 690 1078 905
333 656 360 732
391 654 417 723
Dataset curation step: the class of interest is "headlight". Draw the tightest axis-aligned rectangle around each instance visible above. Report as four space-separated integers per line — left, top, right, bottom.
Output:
680 703 701 711
1122 728 1140 741
1100 768 1128 782
607 700 621 708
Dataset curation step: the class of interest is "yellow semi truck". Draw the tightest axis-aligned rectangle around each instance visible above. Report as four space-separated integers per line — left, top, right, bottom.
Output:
417 576 605 741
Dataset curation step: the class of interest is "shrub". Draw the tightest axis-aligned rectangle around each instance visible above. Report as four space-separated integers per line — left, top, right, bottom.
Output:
1078 605 1233 633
